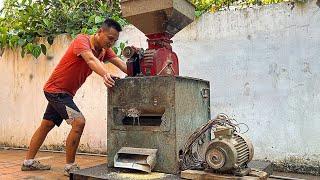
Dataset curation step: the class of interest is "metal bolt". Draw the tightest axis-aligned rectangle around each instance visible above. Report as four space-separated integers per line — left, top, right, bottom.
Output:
212 155 219 162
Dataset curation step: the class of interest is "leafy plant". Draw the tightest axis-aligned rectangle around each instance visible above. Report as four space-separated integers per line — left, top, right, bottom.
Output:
0 0 127 59
188 0 296 17
0 0 306 59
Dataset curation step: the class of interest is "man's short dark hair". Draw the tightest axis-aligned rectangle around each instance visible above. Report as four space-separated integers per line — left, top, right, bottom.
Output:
101 18 122 32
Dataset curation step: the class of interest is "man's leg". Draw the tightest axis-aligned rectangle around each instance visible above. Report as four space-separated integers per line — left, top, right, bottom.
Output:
65 117 85 164
22 119 55 171
25 119 55 159
43 92 84 175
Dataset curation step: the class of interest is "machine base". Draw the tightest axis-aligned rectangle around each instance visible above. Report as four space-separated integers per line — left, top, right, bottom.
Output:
70 164 180 180
181 169 268 180
71 160 272 180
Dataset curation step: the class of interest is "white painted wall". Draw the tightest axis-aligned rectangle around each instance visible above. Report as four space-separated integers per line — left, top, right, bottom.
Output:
0 35 123 153
173 1 320 161
0 0 319 162
0 0 3 10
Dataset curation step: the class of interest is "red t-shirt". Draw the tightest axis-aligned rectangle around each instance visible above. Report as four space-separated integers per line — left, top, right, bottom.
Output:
44 34 117 96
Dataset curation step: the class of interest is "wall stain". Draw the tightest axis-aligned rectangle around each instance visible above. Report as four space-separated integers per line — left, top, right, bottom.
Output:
302 62 312 75
29 74 34 81
289 2 295 10
244 82 250 96
268 63 280 89
268 63 290 88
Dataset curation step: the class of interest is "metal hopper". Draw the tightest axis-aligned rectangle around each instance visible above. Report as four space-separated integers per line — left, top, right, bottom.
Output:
120 0 195 38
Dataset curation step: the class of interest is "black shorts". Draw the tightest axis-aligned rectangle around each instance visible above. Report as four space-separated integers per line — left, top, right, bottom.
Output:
43 91 83 126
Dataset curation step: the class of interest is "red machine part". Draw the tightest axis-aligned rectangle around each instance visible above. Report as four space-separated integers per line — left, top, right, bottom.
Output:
125 33 179 76
140 47 179 76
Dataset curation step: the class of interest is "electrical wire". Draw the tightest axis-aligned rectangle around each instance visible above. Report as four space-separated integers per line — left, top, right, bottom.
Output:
180 113 249 170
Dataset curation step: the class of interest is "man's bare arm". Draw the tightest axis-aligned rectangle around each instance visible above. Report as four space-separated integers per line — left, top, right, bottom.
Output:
108 56 127 74
81 51 108 76
80 51 115 87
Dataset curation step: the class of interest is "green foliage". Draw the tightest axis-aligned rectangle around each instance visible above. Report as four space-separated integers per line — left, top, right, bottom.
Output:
189 0 295 17
112 41 127 57
0 0 306 59
0 0 127 59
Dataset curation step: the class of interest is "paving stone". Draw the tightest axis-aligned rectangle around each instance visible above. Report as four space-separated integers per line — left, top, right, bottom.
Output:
0 149 105 179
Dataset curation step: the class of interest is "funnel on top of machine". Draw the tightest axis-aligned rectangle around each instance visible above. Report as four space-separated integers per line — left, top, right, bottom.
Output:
120 0 195 38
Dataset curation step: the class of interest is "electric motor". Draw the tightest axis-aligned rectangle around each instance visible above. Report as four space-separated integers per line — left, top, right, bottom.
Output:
205 126 254 173
180 114 255 176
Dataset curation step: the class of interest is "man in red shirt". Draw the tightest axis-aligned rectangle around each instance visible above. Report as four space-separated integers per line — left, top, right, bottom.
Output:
21 19 127 176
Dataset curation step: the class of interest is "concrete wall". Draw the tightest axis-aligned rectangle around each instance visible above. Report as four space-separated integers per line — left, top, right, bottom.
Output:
0 36 124 153
0 0 320 166
173 0 320 163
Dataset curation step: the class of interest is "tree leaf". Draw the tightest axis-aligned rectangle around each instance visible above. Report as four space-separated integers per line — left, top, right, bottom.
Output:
112 47 118 55
71 33 77 39
21 47 25 58
81 27 87 34
26 35 34 43
40 44 47 55
47 36 54 45
0 27 8 34
120 42 125 50
9 35 19 47
32 45 42 59
0 34 7 48
88 15 96 24
25 43 33 52
43 19 51 27
94 16 105 24
43 0 49 5
18 38 27 46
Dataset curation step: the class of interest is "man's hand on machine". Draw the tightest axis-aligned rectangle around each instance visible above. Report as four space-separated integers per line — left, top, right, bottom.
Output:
103 73 119 87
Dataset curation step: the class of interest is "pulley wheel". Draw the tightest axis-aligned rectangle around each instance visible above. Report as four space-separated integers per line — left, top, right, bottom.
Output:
205 147 226 169
122 46 135 58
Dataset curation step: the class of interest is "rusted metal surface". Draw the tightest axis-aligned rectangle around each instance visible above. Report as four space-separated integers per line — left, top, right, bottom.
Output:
180 114 254 176
120 0 195 37
107 76 210 174
205 130 254 174
125 43 180 76
114 147 157 173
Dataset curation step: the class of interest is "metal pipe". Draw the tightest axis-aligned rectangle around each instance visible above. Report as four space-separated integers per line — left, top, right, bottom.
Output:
269 175 306 180
0 146 107 157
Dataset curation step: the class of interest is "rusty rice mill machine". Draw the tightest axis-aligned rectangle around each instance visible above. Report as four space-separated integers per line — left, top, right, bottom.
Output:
105 0 255 178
